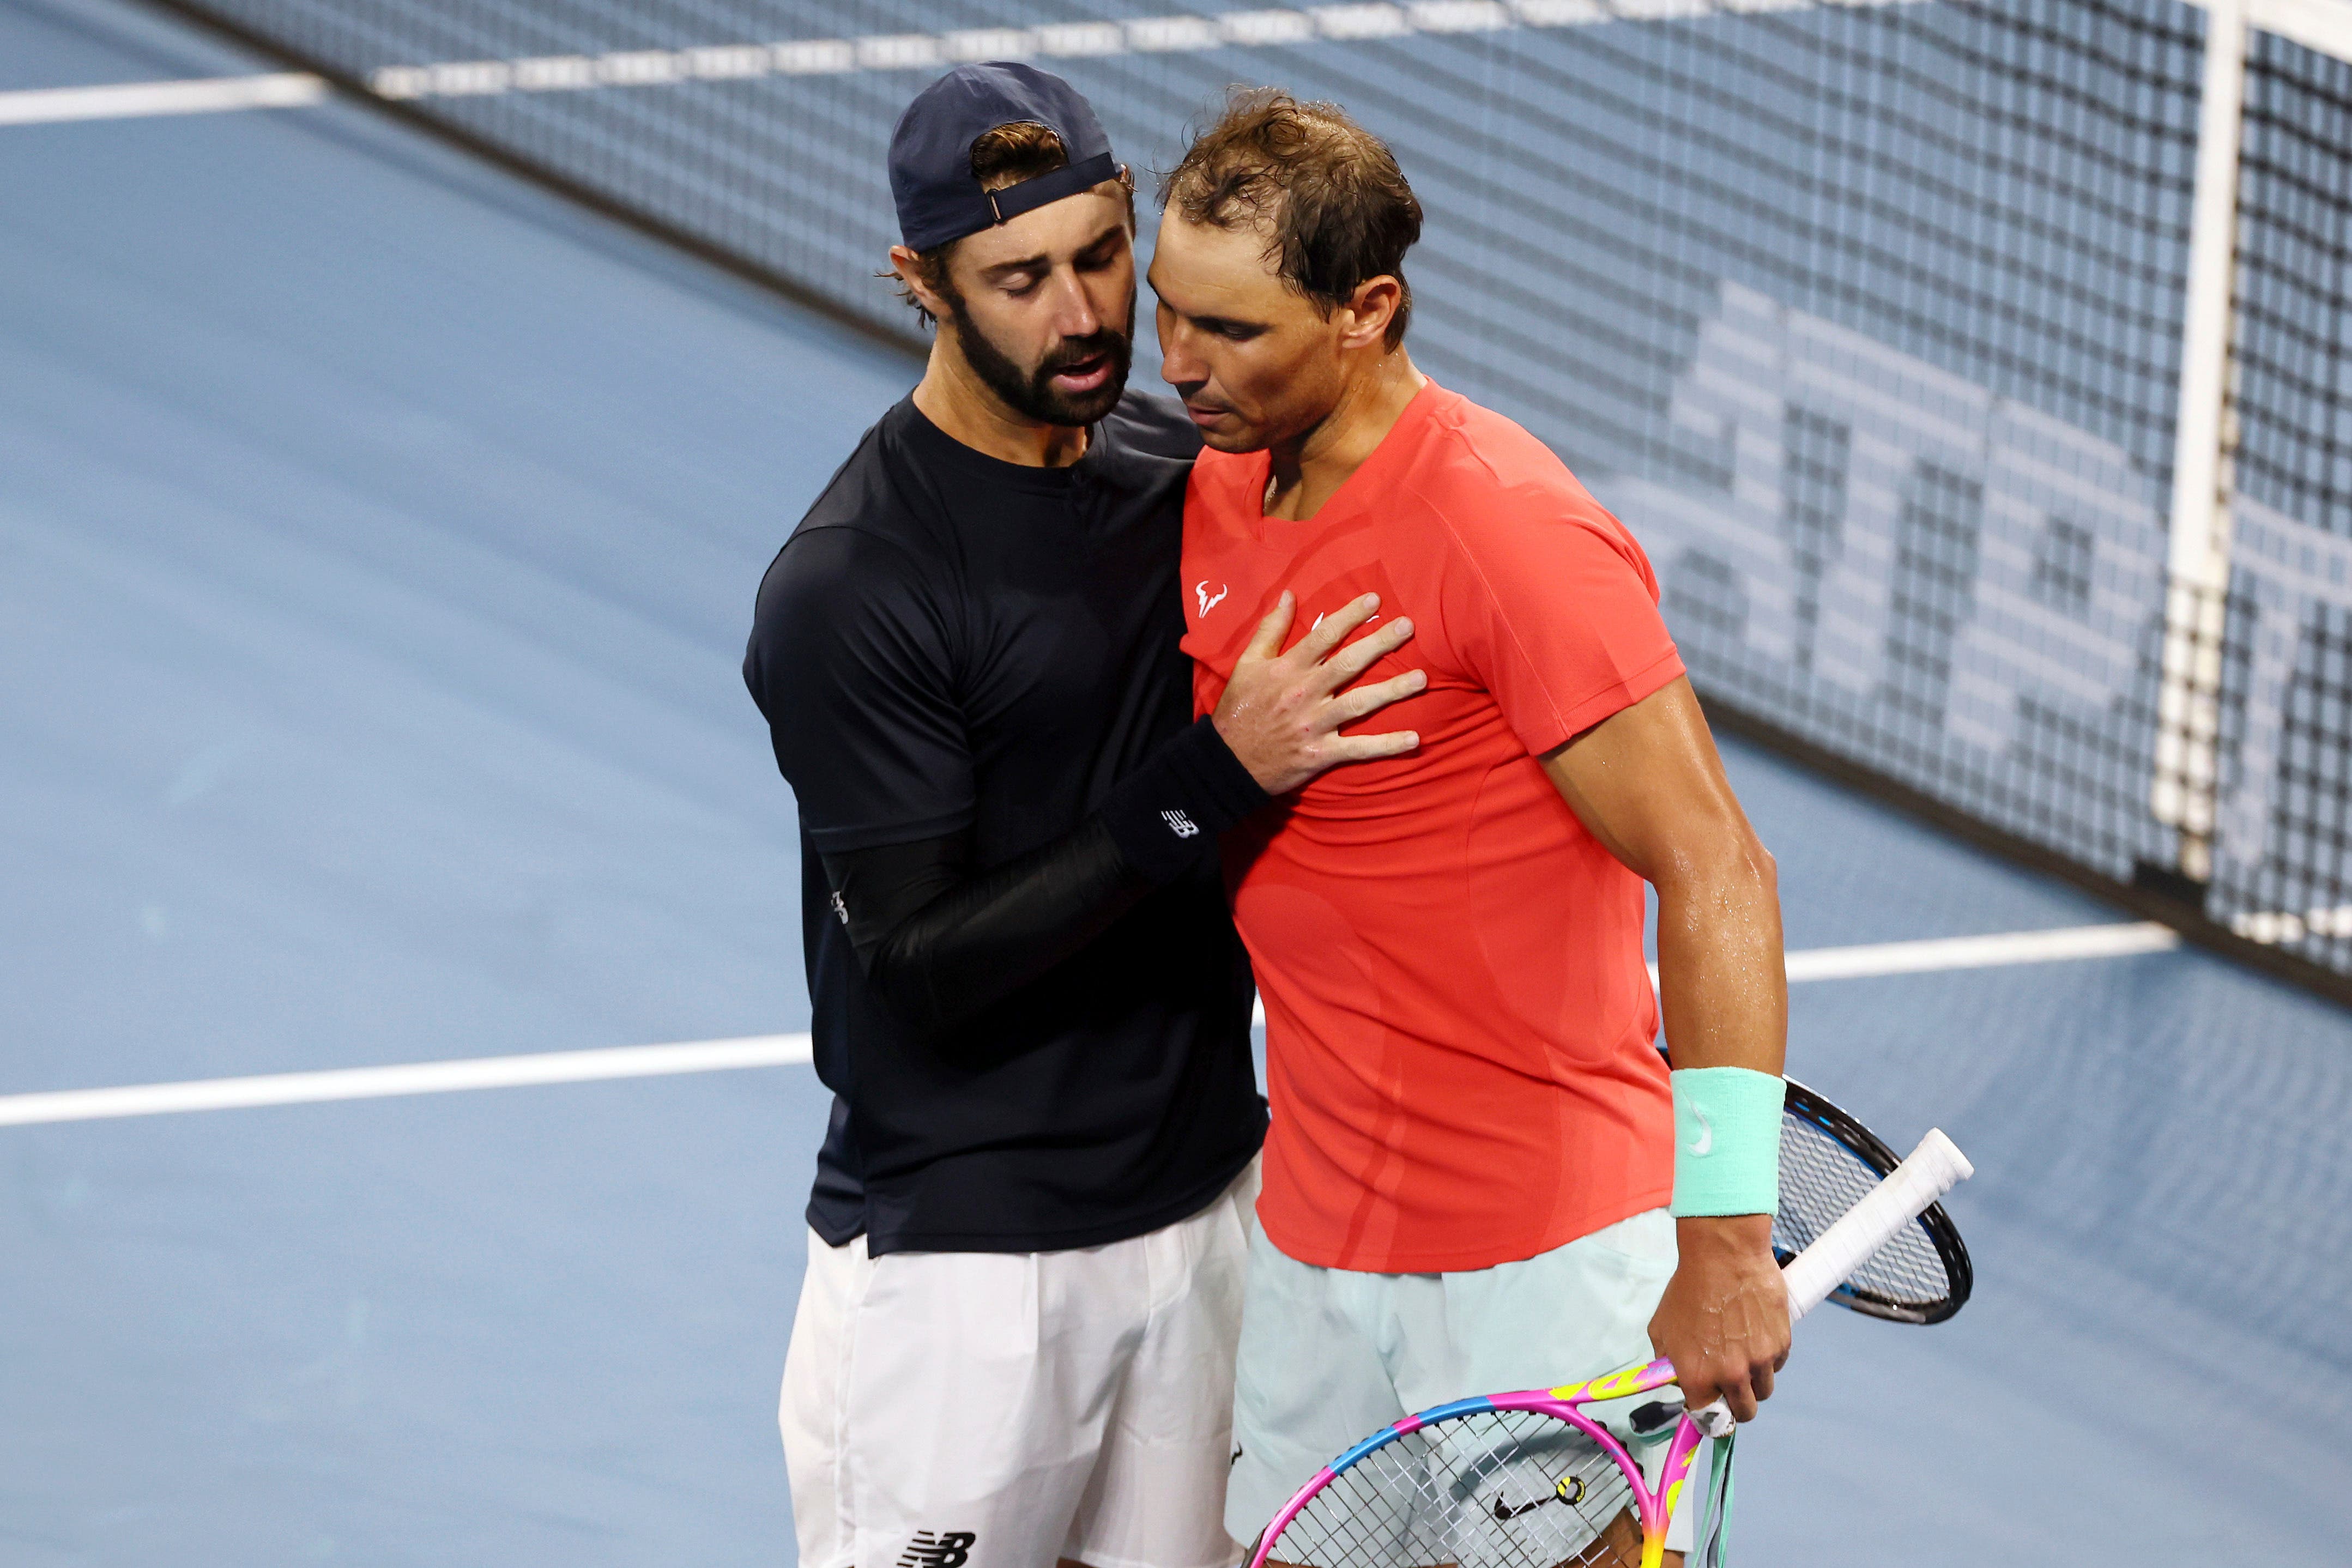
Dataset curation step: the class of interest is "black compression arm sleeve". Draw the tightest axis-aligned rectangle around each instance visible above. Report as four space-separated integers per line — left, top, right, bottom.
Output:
820 717 1269 1044
823 818 1143 1046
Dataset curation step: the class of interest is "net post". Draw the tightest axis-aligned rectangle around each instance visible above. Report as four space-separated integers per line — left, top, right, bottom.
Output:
2153 0 2251 886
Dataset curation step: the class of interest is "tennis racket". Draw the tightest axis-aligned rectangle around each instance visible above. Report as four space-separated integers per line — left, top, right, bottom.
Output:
1243 1126 1974 1568
1778 1077 1973 1324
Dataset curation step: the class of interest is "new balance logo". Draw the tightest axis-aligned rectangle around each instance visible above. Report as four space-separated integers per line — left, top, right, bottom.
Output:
829 890 849 927
1195 580 1230 618
897 1530 976 1568
1162 810 1200 839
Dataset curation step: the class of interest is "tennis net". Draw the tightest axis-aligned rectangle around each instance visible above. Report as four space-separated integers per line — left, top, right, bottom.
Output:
156 0 2352 996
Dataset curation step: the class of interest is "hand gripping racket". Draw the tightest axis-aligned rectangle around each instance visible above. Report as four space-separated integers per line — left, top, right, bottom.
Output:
1243 1127 1974 1568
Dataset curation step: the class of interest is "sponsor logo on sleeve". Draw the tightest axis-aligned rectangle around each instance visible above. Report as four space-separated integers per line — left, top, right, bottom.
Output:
1195 581 1230 619
1162 810 1201 839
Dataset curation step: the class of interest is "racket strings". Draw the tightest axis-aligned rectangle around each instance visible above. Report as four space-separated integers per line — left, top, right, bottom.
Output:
1262 1409 1644 1568
1777 1115 1951 1310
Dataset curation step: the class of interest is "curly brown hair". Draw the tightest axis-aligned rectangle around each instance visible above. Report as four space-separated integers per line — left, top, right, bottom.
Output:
1160 89 1422 349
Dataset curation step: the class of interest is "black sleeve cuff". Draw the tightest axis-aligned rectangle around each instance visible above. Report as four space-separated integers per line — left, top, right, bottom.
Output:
1098 717 1272 885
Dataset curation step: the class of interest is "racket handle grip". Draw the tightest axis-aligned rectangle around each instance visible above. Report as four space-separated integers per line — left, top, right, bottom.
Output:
1683 1129 1972 1438
1690 1400 1737 1439
1781 1128 1973 1322
1678 1130 1972 1439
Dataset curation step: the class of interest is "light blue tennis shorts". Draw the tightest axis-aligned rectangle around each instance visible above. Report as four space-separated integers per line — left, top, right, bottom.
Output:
1224 1207 1680 1547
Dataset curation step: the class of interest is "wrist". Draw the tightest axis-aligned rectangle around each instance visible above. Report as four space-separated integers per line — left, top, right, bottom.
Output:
1674 1212 1775 1252
1098 718 1273 884
1208 707 1278 794
1192 715 1273 813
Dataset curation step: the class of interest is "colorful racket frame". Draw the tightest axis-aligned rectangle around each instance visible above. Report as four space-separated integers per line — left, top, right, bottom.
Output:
1245 1354 1706 1568
1245 1125 1977 1568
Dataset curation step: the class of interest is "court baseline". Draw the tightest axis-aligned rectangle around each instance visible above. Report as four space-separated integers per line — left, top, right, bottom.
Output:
0 921 2177 1127
0 70 324 123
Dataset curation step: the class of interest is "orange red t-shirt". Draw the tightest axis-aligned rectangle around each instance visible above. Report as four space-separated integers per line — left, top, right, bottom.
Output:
1181 381 1683 1273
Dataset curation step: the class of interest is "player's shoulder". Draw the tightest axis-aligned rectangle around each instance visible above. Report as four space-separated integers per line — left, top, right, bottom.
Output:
1410 388 1640 550
758 412 941 613
790 399 953 552
1100 388 1204 462
1418 386 1584 501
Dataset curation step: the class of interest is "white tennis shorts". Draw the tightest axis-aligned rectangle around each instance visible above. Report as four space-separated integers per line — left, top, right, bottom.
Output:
781 1160 1258 1568
1224 1207 1687 1551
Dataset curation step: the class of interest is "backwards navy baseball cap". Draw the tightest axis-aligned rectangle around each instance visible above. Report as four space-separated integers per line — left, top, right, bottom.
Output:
888 62 1121 252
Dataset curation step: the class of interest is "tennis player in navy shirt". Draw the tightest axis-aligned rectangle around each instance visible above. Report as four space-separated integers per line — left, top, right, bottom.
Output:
742 64 1423 1568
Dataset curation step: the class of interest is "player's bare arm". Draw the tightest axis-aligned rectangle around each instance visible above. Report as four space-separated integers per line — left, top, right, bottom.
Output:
1540 675 1792 1422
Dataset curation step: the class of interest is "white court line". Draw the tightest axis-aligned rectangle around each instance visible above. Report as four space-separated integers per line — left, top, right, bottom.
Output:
0 72 326 126
0 922 2176 1129
1781 919 2178 981
0 2 1913 128
4 0 2342 129
0 1034 811 1128
1643 918 2176 987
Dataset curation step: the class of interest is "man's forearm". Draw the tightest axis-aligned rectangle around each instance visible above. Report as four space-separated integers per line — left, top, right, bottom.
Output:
1653 850 1786 1076
1537 678 1793 1416
1649 850 1793 1420
814 588 1429 1049
824 717 1266 1049
827 817 1156 1047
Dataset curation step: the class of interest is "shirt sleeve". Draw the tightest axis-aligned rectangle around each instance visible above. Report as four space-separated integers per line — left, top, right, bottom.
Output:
743 524 975 852
1430 479 1686 758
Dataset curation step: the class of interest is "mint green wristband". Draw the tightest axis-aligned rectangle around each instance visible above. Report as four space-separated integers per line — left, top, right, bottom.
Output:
1670 1067 1786 1217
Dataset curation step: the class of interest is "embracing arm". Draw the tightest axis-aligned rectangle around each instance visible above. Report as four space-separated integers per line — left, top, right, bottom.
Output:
1541 675 1791 1420
821 722 1243 1045
797 591 1424 1049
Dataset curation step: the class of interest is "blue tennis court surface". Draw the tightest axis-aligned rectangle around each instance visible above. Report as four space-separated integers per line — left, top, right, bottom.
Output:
4 1 2347 1563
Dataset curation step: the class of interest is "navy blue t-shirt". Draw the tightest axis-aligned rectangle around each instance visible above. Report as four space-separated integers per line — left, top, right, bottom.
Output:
744 391 1264 1255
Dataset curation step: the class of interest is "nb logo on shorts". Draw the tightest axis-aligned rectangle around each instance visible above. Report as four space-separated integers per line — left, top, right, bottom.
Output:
1162 810 1200 839
897 1530 977 1568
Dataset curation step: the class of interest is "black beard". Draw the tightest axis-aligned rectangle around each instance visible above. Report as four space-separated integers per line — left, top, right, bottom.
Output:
942 284 1134 428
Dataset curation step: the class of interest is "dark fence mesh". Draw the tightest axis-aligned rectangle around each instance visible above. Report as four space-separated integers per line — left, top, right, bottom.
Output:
153 1 2352 990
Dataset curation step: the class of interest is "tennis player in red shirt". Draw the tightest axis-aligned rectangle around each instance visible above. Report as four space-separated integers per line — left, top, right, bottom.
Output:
1151 92 1795 1559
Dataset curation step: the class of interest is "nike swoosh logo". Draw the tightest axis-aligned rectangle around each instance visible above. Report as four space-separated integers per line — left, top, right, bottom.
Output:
1685 1105 1714 1158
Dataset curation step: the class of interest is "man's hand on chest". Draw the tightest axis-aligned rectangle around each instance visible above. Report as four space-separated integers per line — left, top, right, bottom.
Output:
1208 590 1426 796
